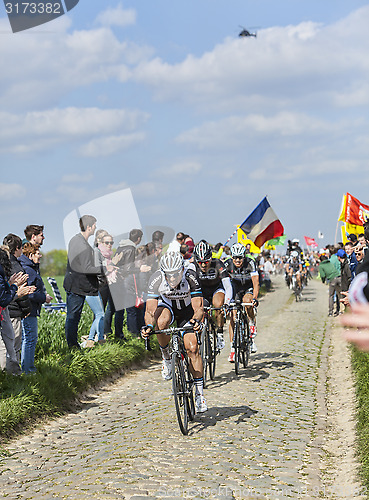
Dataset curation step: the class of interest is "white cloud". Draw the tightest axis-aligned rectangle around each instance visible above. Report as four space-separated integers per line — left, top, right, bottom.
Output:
61 173 94 184
0 107 149 155
176 112 336 149
0 21 153 111
96 3 136 28
79 132 146 157
0 183 26 201
156 160 202 176
133 6 369 112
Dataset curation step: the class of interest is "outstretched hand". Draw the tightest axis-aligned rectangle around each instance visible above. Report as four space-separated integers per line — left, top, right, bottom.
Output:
341 304 369 352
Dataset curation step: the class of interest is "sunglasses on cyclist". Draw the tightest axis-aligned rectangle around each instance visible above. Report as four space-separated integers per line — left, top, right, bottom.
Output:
164 270 183 279
198 259 211 264
233 256 244 260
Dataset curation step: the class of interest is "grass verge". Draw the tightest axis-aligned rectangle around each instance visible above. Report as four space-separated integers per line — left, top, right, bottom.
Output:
350 346 369 491
0 307 159 444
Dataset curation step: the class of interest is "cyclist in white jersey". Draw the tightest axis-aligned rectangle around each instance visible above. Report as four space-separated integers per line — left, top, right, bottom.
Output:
141 252 207 413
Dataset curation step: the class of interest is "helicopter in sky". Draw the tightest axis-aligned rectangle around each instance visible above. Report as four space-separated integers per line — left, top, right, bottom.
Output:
238 26 257 38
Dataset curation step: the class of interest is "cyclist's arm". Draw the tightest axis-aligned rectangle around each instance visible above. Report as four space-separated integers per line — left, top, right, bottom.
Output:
221 276 233 305
144 298 158 328
191 296 203 322
251 274 259 300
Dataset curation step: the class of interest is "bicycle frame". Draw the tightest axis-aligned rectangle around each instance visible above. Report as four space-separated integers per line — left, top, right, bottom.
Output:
229 301 253 374
144 325 196 435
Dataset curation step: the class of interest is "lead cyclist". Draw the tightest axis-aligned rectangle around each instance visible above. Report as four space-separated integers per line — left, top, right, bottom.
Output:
141 252 207 413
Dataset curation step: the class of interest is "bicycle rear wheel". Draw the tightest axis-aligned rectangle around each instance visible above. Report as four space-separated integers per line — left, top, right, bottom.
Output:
241 317 251 368
234 322 241 375
200 321 209 388
208 321 217 380
172 353 189 435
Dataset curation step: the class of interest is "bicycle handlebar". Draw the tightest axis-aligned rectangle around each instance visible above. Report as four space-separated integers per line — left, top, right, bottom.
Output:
143 325 194 351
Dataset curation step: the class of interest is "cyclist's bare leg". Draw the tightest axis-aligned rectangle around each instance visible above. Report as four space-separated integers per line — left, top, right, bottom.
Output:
154 306 172 347
184 332 203 378
296 272 302 288
212 291 225 328
229 310 236 343
244 292 255 323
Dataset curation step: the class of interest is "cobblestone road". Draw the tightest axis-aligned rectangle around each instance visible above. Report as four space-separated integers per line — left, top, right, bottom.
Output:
0 277 361 499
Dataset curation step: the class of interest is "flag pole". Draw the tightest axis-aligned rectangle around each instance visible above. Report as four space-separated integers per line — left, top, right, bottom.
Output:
334 220 340 245
223 228 238 247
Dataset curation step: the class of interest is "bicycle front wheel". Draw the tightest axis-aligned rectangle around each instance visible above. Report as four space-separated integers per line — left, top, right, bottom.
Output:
234 322 241 375
172 353 189 435
183 354 195 421
241 317 250 368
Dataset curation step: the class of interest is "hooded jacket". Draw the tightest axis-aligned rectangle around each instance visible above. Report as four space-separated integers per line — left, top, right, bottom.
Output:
114 238 137 279
319 258 341 283
18 254 46 316
8 254 32 319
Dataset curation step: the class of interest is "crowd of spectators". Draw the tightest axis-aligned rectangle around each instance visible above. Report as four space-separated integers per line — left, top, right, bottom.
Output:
0 218 280 375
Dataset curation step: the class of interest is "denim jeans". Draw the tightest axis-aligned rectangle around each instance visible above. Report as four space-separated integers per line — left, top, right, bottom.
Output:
65 292 85 348
126 306 145 335
21 316 38 374
85 295 105 341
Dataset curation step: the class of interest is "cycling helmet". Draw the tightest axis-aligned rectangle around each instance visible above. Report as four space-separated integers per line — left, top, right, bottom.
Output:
291 250 299 258
160 251 184 273
231 242 246 258
194 241 212 261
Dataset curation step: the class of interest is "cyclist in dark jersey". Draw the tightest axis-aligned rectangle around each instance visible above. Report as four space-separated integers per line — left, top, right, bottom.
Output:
286 251 303 289
141 252 206 413
193 241 232 350
225 242 259 360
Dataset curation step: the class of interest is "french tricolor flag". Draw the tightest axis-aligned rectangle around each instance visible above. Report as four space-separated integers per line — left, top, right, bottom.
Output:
239 197 284 248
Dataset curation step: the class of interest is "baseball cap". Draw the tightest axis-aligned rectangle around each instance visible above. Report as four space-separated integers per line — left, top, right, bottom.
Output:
337 249 346 258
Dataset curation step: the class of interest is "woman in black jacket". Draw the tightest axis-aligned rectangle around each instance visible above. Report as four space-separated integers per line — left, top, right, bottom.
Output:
3 234 32 363
0 248 32 373
18 243 49 373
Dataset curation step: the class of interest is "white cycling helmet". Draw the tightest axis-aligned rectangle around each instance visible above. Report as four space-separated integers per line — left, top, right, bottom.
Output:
194 240 212 261
231 242 246 258
160 251 183 273
291 250 299 258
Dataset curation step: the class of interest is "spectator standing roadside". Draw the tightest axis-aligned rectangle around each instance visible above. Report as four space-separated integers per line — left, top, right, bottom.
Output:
263 255 274 292
319 254 341 317
23 225 45 247
167 232 185 253
111 229 143 336
3 234 32 363
63 215 107 349
0 257 32 372
344 241 358 279
18 243 51 373
337 249 352 302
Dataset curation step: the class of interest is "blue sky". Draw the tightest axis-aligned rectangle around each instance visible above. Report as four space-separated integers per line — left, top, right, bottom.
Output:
1 0 369 251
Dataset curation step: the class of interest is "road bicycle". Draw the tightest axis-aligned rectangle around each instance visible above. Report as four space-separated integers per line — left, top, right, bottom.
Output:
291 274 302 301
145 325 196 435
200 305 223 387
229 300 253 375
